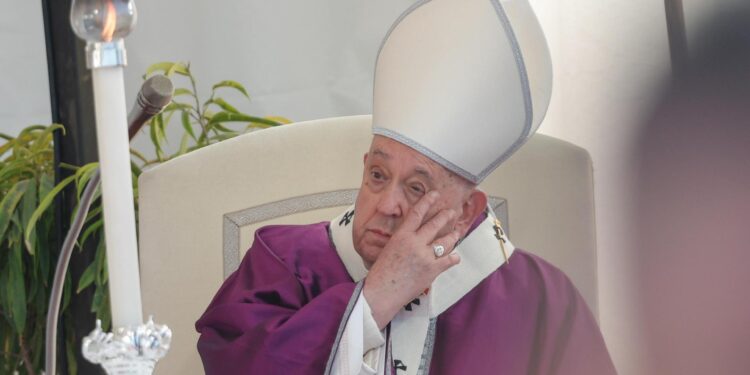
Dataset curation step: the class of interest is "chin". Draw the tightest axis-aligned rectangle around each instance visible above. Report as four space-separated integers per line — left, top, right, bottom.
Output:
354 243 380 268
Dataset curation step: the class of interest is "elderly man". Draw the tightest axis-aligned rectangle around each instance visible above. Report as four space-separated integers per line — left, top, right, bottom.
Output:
196 0 615 374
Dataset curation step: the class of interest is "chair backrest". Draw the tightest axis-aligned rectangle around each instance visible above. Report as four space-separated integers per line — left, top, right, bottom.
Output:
138 115 597 374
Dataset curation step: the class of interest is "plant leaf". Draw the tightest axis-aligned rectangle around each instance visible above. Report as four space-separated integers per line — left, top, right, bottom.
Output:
84 205 102 225
207 98 240 114
65 330 77 375
19 179 37 251
28 260 39 302
0 262 9 313
145 61 190 77
208 132 241 142
144 62 174 76
130 148 149 165
149 115 164 161
178 132 190 156
0 139 16 158
18 124 48 135
29 124 64 154
73 161 98 180
155 112 168 145
75 162 100 199
130 160 143 177
76 262 97 294
0 159 35 183
208 112 283 127
99 289 111 332
38 225 50 285
58 162 79 172
7 241 27 333
0 179 29 241
24 174 76 254
95 236 106 286
212 123 236 133
62 272 72 313
181 110 197 141
164 102 194 112
264 116 293 124
167 62 190 77
38 173 53 203
91 283 104 313
173 88 193 97
31 324 44 368
212 80 250 99
78 219 103 250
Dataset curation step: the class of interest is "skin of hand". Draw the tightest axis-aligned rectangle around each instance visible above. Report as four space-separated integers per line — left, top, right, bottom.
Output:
353 135 487 329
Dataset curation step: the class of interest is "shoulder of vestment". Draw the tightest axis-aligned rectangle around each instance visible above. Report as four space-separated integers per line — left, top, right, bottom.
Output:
454 249 580 305
250 222 348 278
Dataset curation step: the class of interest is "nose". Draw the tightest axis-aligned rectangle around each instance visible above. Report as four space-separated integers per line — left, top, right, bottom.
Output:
376 183 406 218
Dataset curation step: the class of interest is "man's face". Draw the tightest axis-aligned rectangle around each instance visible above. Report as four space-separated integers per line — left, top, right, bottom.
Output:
352 135 470 267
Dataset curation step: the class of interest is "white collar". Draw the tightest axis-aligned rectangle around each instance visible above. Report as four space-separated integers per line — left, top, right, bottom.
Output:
329 205 515 317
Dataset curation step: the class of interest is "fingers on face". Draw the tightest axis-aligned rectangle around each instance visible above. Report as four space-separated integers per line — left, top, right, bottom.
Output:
403 190 440 231
417 207 456 240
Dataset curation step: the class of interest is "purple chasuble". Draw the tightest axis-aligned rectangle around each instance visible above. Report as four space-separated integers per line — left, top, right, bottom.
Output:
196 222 616 374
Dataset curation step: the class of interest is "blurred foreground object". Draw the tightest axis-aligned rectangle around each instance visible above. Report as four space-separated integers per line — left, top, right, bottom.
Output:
635 6 750 375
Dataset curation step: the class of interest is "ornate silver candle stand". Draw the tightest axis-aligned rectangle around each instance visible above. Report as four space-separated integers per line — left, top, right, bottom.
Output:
82 317 172 375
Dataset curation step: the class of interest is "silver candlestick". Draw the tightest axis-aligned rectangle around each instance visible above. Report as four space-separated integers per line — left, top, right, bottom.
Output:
83 317 172 375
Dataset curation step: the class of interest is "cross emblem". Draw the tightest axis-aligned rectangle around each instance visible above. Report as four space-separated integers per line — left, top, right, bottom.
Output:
404 298 420 311
339 210 354 226
394 359 407 372
493 219 510 265
492 219 506 243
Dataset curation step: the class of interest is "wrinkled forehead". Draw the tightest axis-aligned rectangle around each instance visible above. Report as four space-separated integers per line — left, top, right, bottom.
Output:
367 135 472 187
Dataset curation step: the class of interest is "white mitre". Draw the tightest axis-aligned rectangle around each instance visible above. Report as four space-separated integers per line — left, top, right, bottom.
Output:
372 0 552 184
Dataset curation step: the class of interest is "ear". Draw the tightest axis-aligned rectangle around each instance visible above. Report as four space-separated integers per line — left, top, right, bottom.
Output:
455 189 488 237
363 152 369 165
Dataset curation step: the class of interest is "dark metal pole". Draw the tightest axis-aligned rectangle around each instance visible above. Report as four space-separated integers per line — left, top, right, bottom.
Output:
664 0 690 78
41 0 103 373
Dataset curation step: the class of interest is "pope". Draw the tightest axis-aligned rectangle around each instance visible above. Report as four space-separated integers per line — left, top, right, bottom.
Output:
196 0 617 374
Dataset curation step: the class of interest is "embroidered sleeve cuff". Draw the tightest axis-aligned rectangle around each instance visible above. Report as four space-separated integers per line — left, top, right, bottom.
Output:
361 292 386 351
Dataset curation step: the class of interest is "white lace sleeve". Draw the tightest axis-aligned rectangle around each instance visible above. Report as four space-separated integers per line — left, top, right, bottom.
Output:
330 290 386 375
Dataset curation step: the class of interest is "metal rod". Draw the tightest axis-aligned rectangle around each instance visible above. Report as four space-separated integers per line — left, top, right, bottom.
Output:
664 0 689 77
45 170 100 375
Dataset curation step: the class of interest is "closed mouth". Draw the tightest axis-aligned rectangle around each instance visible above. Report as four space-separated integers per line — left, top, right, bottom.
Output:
368 228 391 238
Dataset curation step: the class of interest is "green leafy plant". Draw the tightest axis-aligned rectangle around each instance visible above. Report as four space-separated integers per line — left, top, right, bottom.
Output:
135 61 290 165
0 61 289 375
0 124 80 375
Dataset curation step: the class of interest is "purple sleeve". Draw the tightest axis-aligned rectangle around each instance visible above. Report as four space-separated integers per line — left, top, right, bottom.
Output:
195 233 356 374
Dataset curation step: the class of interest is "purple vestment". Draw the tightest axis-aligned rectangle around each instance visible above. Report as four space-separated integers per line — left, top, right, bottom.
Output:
196 222 616 374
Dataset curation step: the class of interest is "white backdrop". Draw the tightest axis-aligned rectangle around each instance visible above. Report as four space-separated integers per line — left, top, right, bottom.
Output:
0 0 51 136
124 4 670 374
124 0 417 157
1 1 744 374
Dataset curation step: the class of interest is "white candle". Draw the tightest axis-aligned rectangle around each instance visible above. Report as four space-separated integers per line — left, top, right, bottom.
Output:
92 66 143 328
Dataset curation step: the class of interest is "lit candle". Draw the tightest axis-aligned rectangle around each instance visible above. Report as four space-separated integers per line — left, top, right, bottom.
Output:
92 65 143 328
71 0 142 328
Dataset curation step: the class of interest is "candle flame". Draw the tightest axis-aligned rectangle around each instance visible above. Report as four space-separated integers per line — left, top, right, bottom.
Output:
101 1 117 42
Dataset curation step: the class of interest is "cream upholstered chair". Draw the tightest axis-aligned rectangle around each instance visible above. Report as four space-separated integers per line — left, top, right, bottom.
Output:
138 115 597 374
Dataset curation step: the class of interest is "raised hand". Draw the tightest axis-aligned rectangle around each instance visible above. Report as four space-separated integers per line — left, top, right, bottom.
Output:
362 191 462 329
